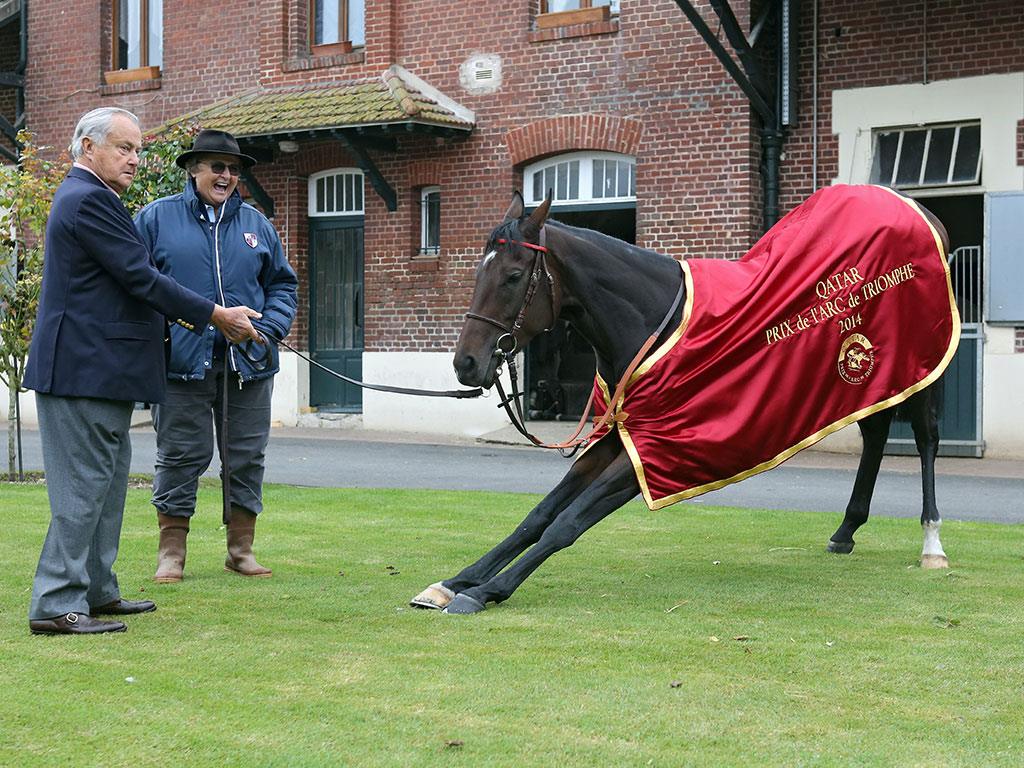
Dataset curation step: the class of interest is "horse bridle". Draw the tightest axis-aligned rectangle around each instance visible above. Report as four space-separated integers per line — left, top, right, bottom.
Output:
463 227 686 457
464 228 557 361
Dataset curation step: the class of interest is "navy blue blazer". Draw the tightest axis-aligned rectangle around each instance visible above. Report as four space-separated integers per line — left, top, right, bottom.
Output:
23 167 215 403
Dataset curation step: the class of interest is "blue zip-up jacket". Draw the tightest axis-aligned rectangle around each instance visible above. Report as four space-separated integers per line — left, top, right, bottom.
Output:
134 179 297 382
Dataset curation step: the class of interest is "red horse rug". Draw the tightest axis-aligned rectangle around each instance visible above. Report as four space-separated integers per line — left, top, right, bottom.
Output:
590 184 961 510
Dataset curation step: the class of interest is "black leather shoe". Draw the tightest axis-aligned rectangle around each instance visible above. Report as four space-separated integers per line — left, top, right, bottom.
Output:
90 598 157 616
29 613 127 635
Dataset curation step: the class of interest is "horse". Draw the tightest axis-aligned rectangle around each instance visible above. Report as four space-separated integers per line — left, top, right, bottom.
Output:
411 186 958 615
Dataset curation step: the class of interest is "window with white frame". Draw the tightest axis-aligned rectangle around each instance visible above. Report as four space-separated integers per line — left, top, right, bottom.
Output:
309 169 364 216
420 186 440 256
112 0 163 71
870 121 981 189
523 152 636 207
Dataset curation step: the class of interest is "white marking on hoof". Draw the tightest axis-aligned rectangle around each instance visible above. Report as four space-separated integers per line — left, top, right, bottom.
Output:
920 521 948 569
409 582 455 610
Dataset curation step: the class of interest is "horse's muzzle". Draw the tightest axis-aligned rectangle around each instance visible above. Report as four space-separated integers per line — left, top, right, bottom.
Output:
453 349 500 388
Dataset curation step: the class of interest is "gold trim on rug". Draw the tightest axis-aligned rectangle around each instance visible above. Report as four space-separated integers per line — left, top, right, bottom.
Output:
630 259 694 384
590 259 692 485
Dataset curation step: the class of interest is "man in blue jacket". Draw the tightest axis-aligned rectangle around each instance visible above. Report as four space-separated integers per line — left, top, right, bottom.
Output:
25 108 263 635
135 129 297 583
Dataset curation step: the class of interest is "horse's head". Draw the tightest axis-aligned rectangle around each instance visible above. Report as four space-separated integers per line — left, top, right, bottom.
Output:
453 191 561 388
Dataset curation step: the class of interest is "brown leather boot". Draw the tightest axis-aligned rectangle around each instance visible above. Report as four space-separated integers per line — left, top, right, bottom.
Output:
225 507 272 577
154 513 189 583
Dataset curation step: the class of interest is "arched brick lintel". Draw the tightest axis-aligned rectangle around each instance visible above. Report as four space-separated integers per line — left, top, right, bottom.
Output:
504 114 644 167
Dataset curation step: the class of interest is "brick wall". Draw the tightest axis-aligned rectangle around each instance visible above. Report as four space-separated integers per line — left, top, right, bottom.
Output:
22 1 1024 356
780 0 1024 210
24 0 756 354
349 0 759 349
0 19 18 157
25 1 264 141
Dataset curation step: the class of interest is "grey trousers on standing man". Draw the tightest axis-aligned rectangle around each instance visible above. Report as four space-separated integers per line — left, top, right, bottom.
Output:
29 393 134 620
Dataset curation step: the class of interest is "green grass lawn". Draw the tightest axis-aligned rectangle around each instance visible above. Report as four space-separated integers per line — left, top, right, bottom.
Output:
1 482 1023 767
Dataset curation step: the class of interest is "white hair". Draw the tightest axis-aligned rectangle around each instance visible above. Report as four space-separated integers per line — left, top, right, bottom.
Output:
70 107 140 160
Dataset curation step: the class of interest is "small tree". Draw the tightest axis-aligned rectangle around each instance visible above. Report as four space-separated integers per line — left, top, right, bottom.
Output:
123 121 199 215
0 132 68 479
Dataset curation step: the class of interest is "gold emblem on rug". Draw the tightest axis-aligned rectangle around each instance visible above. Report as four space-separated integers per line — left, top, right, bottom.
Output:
838 333 875 384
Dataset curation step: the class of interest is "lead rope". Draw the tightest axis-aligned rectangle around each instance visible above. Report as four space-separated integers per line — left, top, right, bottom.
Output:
494 358 597 457
220 353 232 526
269 337 483 399
210 203 235 527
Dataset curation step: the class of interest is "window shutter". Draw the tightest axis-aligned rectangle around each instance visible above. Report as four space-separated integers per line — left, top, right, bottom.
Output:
986 192 1024 324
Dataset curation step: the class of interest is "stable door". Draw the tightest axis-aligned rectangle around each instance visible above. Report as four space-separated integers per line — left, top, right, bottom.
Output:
309 218 364 411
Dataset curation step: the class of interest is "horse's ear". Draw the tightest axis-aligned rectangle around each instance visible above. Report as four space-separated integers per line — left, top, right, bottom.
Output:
503 191 525 223
521 191 551 241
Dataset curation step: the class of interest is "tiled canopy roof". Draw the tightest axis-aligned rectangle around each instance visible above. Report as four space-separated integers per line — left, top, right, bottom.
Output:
158 66 475 139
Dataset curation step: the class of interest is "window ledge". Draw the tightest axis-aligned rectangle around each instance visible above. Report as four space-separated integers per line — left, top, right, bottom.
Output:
100 76 161 97
284 49 365 72
312 41 354 56
536 6 609 29
103 65 161 85
529 17 619 42
411 253 441 270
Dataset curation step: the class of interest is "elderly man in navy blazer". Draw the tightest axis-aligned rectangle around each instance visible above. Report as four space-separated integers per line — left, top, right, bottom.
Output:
23 107 263 635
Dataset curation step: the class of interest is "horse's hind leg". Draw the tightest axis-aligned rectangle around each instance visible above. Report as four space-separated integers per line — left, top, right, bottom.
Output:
410 435 622 610
828 408 895 554
908 387 949 569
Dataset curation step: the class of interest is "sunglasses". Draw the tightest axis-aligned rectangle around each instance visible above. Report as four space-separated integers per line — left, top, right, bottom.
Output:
201 160 242 177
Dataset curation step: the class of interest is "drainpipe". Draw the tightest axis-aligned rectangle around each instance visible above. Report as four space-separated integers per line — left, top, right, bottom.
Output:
812 0 818 192
761 126 782 230
17 0 27 122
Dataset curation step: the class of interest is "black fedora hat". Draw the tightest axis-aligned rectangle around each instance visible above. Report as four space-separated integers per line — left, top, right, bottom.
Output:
175 129 257 170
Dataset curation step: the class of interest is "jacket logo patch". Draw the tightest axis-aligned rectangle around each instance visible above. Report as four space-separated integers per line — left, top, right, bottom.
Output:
244 232 258 248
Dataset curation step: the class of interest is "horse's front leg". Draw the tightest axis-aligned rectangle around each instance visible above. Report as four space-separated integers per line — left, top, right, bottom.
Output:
409 435 622 610
828 408 894 554
444 447 639 614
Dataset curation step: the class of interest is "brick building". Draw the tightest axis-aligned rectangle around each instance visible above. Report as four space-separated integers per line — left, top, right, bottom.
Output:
3 0 1023 457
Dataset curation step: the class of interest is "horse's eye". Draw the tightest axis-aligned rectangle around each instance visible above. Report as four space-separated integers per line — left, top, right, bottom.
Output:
505 270 524 285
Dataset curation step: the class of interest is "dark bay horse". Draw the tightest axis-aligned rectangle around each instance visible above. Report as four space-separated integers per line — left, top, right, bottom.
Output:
412 190 953 615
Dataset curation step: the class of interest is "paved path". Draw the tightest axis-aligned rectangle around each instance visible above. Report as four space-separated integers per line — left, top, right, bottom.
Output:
4 421 1022 524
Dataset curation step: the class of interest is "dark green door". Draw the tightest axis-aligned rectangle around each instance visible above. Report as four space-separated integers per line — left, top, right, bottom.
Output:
310 218 364 411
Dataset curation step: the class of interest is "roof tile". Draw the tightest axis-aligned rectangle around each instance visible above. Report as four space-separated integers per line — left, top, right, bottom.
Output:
158 68 474 139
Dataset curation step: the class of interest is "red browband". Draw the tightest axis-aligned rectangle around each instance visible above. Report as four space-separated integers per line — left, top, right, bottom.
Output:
496 237 548 254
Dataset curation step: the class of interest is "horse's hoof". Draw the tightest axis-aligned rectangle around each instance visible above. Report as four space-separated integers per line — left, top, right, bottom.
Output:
409 582 455 610
827 540 855 554
920 554 950 569
442 594 487 615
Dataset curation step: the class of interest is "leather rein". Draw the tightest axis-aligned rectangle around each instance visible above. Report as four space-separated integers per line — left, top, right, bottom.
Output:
464 228 685 457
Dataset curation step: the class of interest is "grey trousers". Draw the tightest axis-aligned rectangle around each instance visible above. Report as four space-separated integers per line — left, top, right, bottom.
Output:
29 393 133 620
151 370 273 519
